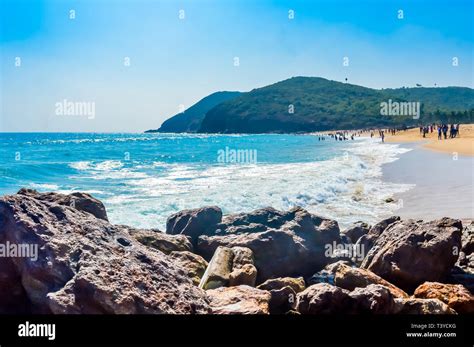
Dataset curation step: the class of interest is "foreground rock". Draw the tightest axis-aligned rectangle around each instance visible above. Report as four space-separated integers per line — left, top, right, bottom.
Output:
127 228 192 254
361 218 462 292
341 221 370 244
229 264 257 287
257 277 305 314
349 284 397 314
355 216 400 256
329 262 408 298
257 277 306 293
207 285 271 314
296 283 352 314
414 282 474 314
0 190 210 314
296 282 399 314
169 251 208 286
18 188 108 221
197 207 341 282
166 206 222 243
198 246 233 290
394 298 456 314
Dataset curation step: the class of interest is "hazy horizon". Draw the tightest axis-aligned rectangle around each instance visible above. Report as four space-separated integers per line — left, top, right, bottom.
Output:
1 0 473 132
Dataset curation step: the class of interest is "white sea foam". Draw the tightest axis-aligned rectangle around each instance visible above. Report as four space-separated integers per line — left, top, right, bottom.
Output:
29 183 60 191
104 138 415 230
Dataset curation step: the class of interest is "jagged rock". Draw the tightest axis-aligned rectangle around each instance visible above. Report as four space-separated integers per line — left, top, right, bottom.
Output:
257 277 306 293
297 283 403 314
296 283 352 314
456 252 474 272
349 284 397 314
0 247 30 313
231 246 254 269
166 206 222 243
198 246 234 290
256 277 304 314
307 261 351 286
0 191 210 314
361 218 462 292
456 221 474 276
355 216 400 254
169 251 208 286
341 221 370 244
333 262 408 298
461 220 474 254
394 298 456 314
266 286 297 314
197 207 341 282
17 188 108 221
229 264 257 287
414 282 474 314
219 207 291 232
448 266 474 293
128 228 192 254
206 285 271 314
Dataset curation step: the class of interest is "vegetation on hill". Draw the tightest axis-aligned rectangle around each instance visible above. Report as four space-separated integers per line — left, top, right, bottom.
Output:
198 77 473 133
146 91 241 133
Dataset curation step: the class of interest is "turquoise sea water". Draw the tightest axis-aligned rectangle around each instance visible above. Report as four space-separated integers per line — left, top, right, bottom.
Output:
0 133 413 229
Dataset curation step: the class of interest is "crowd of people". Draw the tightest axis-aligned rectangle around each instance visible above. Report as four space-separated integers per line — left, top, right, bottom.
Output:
316 124 462 144
419 124 461 140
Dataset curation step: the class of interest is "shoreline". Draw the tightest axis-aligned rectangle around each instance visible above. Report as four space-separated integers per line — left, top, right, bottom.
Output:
382 142 473 220
384 124 474 156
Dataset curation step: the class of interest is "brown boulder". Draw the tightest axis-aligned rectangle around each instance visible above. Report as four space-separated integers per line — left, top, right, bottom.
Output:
206 285 271 314
231 246 254 269
197 207 341 282
198 246 233 290
361 218 462 292
394 298 456 314
348 284 397 314
332 262 408 298
296 283 352 314
17 188 109 221
169 251 208 286
257 277 306 293
128 228 193 254
0 191 210 314
229 264 257 287
341 221 370 244
166 206 222 243
414 282 474 314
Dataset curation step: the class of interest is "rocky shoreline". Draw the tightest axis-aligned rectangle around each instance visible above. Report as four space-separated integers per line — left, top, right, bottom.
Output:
0 189 472 314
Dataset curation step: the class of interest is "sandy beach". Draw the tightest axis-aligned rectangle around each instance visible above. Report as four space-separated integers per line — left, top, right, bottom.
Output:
383 142 473 220
385 124 474 156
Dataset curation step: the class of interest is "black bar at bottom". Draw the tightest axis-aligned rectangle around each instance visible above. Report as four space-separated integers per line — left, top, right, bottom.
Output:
0 314 472 346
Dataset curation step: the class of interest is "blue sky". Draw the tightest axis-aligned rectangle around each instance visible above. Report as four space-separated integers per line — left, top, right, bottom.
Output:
1 0 473 132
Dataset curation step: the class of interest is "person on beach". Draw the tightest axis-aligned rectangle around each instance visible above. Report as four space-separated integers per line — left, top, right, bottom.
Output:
381 130 385 143
438 125 442 140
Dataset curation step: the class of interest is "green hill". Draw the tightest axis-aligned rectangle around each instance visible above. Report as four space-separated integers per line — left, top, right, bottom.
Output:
198 77 473 133
146 91 241 133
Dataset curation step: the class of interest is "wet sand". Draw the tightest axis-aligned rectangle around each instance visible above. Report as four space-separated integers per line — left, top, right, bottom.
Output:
383 143 474 220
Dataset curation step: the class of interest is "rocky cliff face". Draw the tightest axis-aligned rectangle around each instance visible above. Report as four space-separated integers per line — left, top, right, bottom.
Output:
1 189 472 315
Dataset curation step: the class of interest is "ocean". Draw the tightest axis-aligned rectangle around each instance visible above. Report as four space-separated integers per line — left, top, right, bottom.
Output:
0 133 413 229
